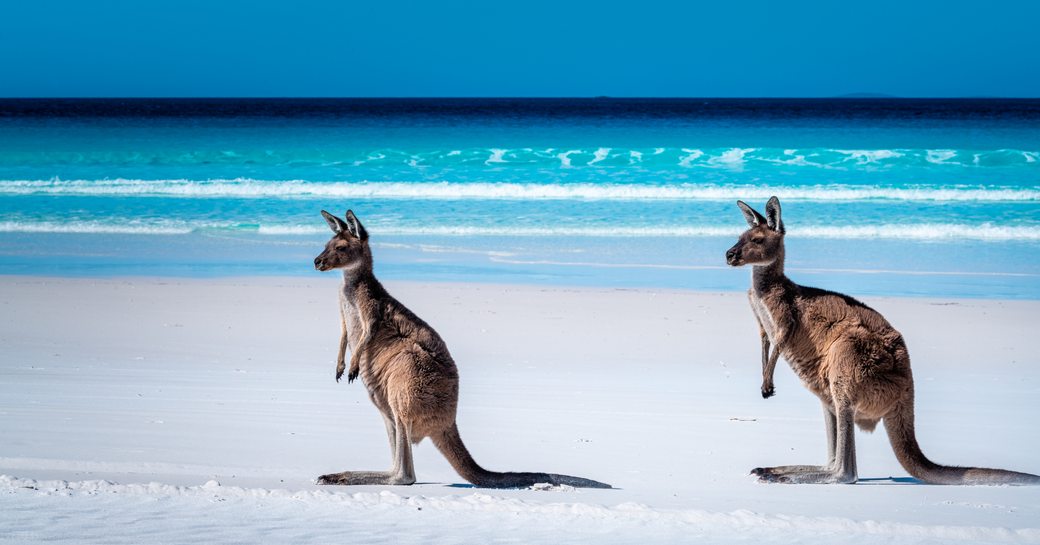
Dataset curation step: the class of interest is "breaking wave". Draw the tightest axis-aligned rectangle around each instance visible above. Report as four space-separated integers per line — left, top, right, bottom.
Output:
2 179 1038 202
2 221 1037 241
3 147 1038 170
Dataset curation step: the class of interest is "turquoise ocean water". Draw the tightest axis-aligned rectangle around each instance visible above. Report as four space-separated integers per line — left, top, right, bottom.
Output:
1 99 1038 298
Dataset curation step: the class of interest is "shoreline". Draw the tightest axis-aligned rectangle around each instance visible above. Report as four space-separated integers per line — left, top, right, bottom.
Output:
3 263 1039 302
4 215 1039 298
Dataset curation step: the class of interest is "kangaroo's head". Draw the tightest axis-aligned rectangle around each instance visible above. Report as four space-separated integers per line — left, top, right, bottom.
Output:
314 210 371 272
725 196 785 267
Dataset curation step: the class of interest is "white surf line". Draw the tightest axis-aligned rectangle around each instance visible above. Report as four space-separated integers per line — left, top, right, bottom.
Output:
2 475 1035 543
5 222 1040 242
487 257 1040 278
2 179 1039 202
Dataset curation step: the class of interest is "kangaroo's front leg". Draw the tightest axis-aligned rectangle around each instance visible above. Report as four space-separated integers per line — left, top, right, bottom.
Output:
340 314 375 383
335 317 349 382
761 343 779 399
345 331 367 383
751 310 777 399
760 314 794 399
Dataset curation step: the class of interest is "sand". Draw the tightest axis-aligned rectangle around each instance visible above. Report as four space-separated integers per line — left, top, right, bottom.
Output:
1 276 1038 544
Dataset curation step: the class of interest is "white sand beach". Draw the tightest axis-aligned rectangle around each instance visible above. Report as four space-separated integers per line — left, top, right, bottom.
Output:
1 276 1038 544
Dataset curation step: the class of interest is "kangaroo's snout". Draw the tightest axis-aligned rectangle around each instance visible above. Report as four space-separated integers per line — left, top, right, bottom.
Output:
725 245 741 266
314 255 326 271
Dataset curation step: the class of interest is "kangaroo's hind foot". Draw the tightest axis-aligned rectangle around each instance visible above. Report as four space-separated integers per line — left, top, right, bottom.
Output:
752 465 856 484
316 470 416 486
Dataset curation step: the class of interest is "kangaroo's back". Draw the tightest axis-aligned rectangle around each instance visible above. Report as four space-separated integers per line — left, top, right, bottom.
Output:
367 287 458 376
792 285 904 353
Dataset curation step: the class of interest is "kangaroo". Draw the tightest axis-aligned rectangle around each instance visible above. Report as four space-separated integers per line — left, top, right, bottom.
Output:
312 210 610 489
725 197 1039 485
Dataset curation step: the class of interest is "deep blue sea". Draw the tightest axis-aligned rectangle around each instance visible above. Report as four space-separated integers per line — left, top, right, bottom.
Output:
1 98 1038 298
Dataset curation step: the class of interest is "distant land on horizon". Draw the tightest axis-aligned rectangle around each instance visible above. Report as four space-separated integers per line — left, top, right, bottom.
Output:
6 96 1040 120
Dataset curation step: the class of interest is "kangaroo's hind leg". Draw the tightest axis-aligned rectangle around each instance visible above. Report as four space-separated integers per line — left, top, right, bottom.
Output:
752 400 837 479
317 396 407 486
755 394 858 484
755 342 860 484
388 414 416 485
824 402 837 468
382 411 398 466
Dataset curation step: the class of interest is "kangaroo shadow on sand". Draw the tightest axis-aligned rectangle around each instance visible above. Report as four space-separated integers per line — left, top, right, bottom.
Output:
856 476 922 485
446 483 621 490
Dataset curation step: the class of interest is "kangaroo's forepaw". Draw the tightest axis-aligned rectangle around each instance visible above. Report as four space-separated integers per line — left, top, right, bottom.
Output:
761 384 775 399
335 361 345 382
347 366 359 383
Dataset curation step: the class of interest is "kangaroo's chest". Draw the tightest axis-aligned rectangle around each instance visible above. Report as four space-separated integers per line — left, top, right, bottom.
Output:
750 289 829 396
339 289 364 349
749 290 778 344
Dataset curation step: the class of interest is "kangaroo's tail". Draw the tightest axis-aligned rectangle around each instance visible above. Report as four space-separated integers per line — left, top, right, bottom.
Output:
884 399 1039 485
431 423 611 489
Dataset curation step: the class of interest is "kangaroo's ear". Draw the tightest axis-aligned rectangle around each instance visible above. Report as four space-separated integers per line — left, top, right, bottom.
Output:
736 200 766 228
321 210 347 234
765 196 784 233
344 209 368 241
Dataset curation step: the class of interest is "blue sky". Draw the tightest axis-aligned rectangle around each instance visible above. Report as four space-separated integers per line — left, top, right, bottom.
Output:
2 0 1038 97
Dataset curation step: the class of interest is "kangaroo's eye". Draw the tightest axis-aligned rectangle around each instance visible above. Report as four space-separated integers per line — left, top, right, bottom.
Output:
751 236 764 243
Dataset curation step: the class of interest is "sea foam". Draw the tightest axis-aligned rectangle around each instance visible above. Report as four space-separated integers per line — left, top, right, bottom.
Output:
4 220 1037 241
8 146 1035 170
2 179 1038 202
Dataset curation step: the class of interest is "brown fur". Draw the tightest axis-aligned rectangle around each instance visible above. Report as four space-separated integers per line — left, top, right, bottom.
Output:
313 210 610 489
726 197 1039 485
